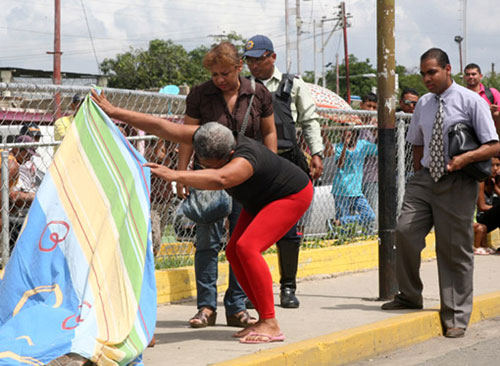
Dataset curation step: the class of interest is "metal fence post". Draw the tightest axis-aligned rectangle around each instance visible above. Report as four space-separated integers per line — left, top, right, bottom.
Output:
396 118 406 216
1 150 10 267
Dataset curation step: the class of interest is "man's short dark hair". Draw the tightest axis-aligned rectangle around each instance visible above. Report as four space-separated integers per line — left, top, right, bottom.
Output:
19 122 42 138
464 63 482 74
420 48 450 68
362 92 377 104
400 87 419 100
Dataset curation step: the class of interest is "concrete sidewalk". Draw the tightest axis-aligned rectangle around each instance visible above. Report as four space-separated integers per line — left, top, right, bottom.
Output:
143 254 500 366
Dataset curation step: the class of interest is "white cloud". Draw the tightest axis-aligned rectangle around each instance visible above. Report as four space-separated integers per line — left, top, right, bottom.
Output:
1 0 499 78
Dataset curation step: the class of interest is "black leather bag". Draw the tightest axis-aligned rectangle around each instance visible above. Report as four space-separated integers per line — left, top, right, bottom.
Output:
448 123 491 181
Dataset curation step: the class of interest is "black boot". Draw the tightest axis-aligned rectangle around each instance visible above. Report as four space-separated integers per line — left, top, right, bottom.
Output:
277 240 301 308
280 288 299 308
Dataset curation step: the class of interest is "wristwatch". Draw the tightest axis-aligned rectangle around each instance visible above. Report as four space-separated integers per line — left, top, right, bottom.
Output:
312 151 324 160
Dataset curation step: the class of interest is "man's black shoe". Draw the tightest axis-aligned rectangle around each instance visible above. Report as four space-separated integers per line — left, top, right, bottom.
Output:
381 300 423 310
444 327 465 338
280 288 300 308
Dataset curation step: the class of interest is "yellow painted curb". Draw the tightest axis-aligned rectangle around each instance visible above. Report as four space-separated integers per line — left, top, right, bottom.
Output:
211 291 500 366
155 233 437 304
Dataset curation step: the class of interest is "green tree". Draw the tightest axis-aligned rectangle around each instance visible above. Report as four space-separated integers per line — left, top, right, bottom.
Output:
301 70 315 84
482 73 500 91
100 39 210 90
396 65 427 97
322 55 377 100
184 45 210 87
100 33 251 90
209 31 247 54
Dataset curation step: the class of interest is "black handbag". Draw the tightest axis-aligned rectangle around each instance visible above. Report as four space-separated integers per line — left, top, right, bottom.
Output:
448 123 491 181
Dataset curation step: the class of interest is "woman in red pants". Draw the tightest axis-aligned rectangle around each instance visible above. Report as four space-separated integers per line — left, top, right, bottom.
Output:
156 122 312 343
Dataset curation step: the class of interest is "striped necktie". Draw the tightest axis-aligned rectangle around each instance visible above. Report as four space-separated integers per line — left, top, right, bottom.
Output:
429 96 445 182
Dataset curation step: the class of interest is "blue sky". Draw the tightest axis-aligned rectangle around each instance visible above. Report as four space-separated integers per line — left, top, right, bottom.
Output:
2 0 498 78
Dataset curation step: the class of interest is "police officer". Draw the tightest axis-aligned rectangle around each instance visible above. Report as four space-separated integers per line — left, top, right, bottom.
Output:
243 34 324 308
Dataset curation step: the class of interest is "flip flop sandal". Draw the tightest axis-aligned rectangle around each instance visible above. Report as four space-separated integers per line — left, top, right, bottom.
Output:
189 309 217 328
226 310 257 327
474 247 490 255
239 332 286 344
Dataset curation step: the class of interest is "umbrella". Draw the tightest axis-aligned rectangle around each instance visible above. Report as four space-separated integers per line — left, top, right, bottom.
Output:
306 83 351 110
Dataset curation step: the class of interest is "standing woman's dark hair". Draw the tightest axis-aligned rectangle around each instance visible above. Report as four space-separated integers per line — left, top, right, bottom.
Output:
203 42 241 69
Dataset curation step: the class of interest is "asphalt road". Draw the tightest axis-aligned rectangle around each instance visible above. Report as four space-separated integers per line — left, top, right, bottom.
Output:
347 317 500 366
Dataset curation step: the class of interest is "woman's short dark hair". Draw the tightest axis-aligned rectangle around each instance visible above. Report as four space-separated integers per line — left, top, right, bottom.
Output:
193 122 236 161
202 42 240 70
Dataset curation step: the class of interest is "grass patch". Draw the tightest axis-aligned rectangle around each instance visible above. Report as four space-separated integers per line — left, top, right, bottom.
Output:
155 224 377 270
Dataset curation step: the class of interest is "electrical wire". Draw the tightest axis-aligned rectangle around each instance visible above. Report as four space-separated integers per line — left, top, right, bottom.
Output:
80 0 100 73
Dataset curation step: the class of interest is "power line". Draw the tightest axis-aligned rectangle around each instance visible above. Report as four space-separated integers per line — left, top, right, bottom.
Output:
80 0 100 72
8 0 285 22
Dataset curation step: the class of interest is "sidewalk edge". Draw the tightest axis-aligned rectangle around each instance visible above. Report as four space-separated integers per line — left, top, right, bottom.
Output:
210 291 500 366
155 235 437 304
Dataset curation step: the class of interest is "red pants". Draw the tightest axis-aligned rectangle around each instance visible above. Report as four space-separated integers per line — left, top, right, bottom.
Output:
226 182 313 319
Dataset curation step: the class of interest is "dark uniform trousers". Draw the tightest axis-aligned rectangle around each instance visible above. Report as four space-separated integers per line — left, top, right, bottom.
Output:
394 168 478 330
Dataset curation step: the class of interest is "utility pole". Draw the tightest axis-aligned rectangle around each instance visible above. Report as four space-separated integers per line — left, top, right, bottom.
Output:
458 0 467 69
321 19 326 87
47 0 62 119
341 1 350 104
285 0 291 73
454 35 463 75
296 0 302 75
313 19 318 84
336 53 340 95
318 7 348 89
377 0 398 300
463 0 467 67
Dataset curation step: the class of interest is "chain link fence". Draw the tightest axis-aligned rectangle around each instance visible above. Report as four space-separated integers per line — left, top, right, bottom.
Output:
0 83 413 269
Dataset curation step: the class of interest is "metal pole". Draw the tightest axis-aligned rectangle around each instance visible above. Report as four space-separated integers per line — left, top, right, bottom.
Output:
336 53 340 95
341 2 350 104
458 41 463 74
52 0 62 119
313 19 318 84
1 151 10 267
377 0 398 300
454 36 463 75
463 0 467 67
321 20 325 88
285 0 291 73
296 0 301 75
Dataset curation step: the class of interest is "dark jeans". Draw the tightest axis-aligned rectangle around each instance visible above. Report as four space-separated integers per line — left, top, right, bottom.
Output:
194 199 246 316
